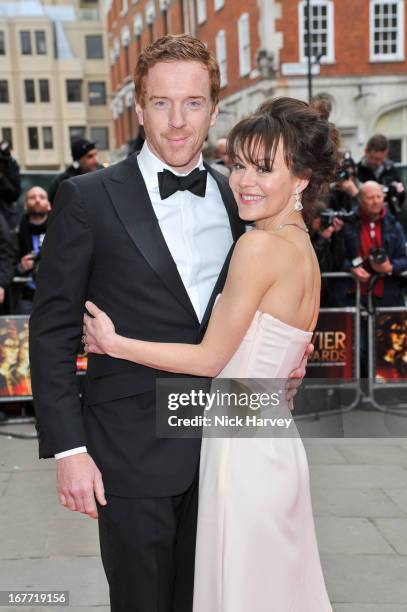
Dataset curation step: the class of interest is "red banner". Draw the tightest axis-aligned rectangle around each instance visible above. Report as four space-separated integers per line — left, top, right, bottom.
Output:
307 311 354 378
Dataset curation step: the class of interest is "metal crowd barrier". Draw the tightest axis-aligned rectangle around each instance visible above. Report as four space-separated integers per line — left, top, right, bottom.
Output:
0 272 406 434
295 271 362 420
366 271 407 417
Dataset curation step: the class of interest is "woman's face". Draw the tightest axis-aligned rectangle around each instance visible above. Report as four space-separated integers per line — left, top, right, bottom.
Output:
228 140 306 223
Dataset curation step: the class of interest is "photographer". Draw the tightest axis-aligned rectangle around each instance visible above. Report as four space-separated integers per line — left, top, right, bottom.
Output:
48 138 101 206
329 151 360 212
0 213 16 314
357 134 405 216
339 181 407 308
0 140 21 230
310 201 347 306
15 186 51 314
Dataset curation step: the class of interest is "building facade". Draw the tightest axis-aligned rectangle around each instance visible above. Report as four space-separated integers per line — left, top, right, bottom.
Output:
207 0 407 163
107 0 407 163
0 0 113 171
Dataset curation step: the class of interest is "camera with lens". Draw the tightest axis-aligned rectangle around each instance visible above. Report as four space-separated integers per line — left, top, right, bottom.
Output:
320 208 355 230
369 247 388 265
336 151 356 182
0 140 12 169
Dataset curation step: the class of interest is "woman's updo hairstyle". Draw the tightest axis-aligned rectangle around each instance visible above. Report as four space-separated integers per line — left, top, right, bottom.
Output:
227 96 339 222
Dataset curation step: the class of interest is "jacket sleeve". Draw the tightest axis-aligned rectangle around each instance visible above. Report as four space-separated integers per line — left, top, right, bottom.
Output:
29 179 94 458
0 159 21 204
0 215 16 287
390 222 407 275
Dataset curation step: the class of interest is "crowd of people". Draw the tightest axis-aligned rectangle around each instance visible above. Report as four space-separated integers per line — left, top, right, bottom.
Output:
0 137 102 315
0 124 406 325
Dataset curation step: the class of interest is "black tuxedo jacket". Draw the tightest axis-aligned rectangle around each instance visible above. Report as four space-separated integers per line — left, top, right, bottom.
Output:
29 154 245 497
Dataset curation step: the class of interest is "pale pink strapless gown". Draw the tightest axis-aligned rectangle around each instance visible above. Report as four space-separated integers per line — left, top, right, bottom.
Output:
193 306 333 612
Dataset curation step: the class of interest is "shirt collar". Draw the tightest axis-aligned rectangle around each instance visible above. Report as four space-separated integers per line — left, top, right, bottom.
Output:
137 141 204 193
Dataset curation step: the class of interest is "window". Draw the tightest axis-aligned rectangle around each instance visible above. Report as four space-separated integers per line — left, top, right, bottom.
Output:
196 0 206 24
39 79 50 102
0 80 9 103
216 30 228 87
0 31 5 55
24 79 36 103
35 30 46 55
88 81 106 105
91 127 109 150
69 126 86 142
388 138 402 163
86 35 103 59
28 127 39 150
2 128 12 148
20 31 32 55
42 127 53 150
299 0 335 63
121 0 129 15
66 79 83 102
214 0 224 10
370 0 404 61
238 13 251 77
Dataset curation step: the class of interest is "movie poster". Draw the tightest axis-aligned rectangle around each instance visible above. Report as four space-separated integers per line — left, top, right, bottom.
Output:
307 310 354 378
0 316 88 399
375 311 407 382
0 317 32 398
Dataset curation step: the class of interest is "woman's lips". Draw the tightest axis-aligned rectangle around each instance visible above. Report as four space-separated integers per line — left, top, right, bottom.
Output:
239 193 265 204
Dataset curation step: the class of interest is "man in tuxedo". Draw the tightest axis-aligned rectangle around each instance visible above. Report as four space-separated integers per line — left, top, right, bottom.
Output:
29 34 310 612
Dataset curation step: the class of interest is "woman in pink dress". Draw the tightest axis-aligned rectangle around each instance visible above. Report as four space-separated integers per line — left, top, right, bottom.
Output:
84 97 337 611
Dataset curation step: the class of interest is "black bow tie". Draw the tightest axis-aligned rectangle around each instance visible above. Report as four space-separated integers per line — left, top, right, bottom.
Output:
157 168 207 200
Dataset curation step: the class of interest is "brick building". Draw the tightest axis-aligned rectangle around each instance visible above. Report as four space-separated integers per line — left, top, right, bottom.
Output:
107 0 407 163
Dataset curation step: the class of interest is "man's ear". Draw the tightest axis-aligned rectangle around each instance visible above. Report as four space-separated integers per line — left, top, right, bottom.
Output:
135 100 144 125
209 103 219 128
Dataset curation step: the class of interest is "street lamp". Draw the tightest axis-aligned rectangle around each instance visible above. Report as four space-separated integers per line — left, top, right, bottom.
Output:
305 0 324 102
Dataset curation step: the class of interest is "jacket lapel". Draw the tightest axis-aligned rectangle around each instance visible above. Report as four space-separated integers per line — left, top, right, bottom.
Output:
102 155 199 324
205 163 245 242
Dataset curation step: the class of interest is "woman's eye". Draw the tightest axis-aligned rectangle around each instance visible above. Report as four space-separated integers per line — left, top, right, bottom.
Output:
153 100 167 108
232 163 244 171
257 166 271 174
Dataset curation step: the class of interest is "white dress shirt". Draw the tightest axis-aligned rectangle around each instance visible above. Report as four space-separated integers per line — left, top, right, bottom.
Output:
55 142 234 459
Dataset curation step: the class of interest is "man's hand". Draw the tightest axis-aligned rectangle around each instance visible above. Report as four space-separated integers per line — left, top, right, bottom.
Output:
320 217 344 240
338 179 359 197
392 181 405 194
0 287 4 304
370 259 393 275
286 342 314 403
351 266 371 283
56 452 107 519
20 253 35 272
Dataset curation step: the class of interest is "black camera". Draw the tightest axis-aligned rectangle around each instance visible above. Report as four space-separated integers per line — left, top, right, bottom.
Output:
369 247 387 265
320 208 355 229
382 182 404 215
336 152 356 182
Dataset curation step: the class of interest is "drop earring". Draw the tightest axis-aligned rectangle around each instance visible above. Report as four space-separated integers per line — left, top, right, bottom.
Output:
294 185 303 211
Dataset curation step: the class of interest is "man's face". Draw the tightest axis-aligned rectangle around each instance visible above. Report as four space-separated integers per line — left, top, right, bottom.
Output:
25 187 51 215
79 148 99 173
135 61 219 173
390 324 406 352
359 183 385 218
365 147 387 170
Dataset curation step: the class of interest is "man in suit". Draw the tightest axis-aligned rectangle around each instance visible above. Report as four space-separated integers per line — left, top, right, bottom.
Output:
29 34 310 612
